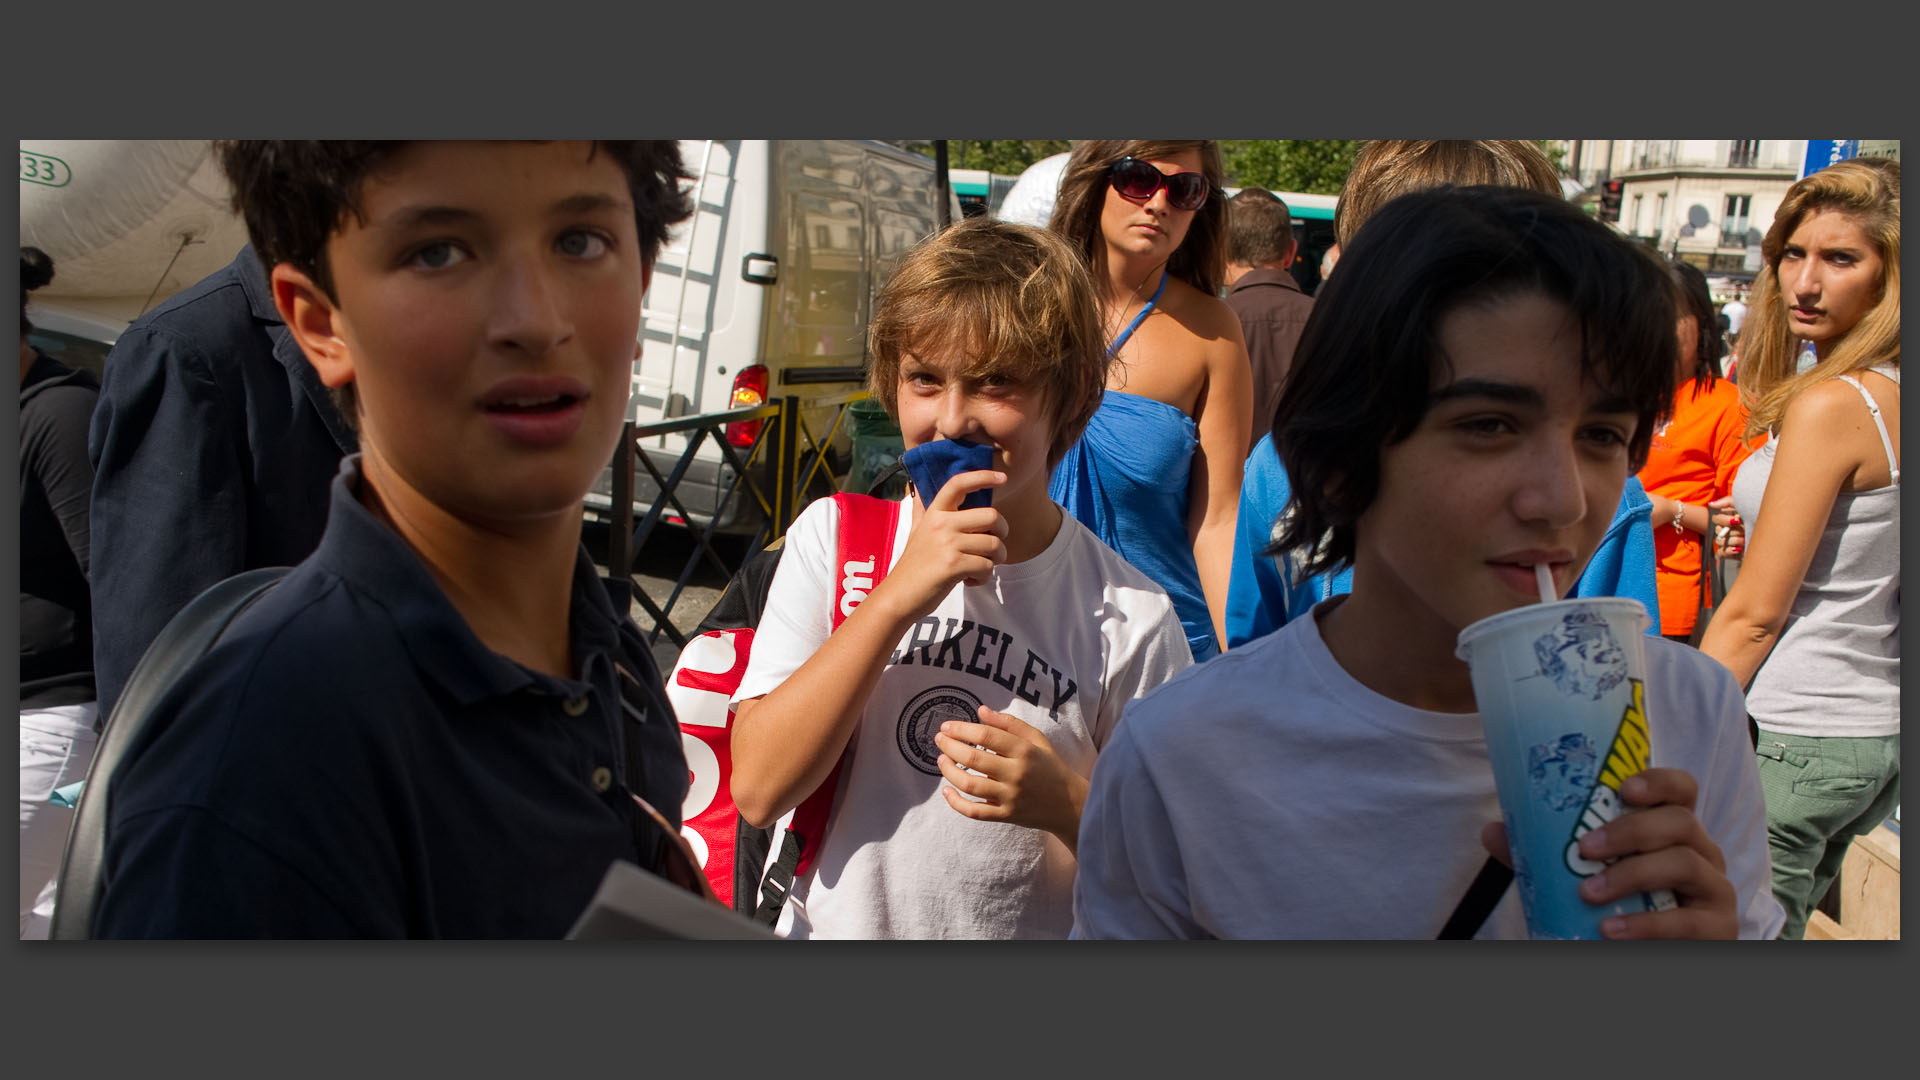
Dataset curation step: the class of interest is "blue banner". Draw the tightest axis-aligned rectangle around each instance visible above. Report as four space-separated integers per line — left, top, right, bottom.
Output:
1800 140 1859 179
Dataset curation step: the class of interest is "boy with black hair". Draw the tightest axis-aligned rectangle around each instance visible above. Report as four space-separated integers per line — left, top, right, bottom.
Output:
1224 140 1661 649
93 141 695 938
729 218 1192 939
1073 186 1783 939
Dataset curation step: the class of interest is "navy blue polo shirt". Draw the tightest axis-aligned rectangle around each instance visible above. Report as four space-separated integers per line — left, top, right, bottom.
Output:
93 457 688 939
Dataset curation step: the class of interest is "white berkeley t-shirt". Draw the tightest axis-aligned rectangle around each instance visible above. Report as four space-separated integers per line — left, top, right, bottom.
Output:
733 495 1193 939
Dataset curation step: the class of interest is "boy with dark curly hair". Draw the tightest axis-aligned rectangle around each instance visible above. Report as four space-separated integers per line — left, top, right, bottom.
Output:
94 142 696 938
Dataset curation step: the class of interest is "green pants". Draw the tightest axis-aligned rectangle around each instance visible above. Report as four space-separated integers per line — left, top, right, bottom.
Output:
1754 728 1901 940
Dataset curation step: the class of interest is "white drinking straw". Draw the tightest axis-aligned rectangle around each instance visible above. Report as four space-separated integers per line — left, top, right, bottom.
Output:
1534 563 1556 604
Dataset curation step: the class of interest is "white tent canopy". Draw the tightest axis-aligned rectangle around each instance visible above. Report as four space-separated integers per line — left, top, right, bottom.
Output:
20 140 250 334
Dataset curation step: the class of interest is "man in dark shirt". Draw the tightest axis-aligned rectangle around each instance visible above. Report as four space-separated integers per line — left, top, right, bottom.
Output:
1223 189 1316 446
88 244 357 722
93 140 696 938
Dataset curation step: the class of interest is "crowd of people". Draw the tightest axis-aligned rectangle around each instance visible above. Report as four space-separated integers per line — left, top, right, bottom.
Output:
16 140 1899 940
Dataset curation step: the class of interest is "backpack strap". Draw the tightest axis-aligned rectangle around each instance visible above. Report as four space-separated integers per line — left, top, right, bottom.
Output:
749 493 900 923
828 492 903 631
788 493 899 875
1436 857 1514 940
52 567 290 939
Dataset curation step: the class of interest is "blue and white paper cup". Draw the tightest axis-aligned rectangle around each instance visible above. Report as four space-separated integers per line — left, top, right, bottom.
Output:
1456 598 1678 939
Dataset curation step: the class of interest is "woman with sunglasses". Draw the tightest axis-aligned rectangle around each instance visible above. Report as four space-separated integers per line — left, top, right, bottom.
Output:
1047 141 1252 661
1699 157 1900 940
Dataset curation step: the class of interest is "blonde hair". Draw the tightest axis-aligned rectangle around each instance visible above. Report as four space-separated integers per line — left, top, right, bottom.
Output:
1334 140 1562 249
1737 157 1901 436
867 218 1108 467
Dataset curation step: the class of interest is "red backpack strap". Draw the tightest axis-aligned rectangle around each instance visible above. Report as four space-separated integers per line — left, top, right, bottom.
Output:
829 492 901 628
787 493 901 878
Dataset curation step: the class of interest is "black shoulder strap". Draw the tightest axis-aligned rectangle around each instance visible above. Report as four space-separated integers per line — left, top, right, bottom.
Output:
1436 857 1515 940
732 815 776 918
696 540 787 636
750 829 804 925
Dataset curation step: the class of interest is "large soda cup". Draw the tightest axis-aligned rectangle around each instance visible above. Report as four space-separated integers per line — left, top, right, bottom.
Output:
1455 598 1678 939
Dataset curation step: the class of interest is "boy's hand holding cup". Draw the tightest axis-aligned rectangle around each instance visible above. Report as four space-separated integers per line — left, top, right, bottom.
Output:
1456 572 1737 939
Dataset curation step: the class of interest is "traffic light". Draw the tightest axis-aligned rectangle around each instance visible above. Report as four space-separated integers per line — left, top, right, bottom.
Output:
1598 179 1624 223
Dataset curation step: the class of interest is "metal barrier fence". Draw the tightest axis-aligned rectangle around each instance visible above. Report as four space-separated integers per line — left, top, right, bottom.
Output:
607 390 872 647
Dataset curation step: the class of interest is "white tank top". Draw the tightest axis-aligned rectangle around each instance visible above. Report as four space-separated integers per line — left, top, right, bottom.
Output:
1732 366 1900 737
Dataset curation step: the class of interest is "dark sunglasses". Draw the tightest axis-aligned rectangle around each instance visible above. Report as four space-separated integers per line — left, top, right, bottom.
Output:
1106 157 1211 211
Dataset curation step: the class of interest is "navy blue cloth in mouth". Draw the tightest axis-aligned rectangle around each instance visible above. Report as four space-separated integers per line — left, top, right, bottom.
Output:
902 438 995 510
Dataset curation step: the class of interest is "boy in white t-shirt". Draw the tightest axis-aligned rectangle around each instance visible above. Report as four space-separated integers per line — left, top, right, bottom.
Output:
1073 186 1785 940
730 218 1193 939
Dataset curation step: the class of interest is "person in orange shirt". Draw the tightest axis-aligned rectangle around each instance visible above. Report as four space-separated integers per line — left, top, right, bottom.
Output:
1637 259 1762 642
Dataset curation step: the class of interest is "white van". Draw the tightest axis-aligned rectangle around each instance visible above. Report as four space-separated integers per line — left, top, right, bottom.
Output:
588 139 957 533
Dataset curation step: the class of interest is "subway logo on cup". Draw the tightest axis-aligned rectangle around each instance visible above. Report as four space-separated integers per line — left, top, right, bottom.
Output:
1563 679 1650 876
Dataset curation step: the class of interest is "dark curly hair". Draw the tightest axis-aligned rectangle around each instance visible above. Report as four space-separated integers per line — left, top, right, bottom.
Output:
214 141 693 300
21 246 55 337
1270 185 1678 580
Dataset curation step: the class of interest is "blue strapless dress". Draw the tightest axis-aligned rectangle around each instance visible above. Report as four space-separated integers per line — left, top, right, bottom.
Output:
1049 389 1218 661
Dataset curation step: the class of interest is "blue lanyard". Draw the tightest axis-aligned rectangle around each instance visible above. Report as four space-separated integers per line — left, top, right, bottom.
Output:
1107 271 1169 357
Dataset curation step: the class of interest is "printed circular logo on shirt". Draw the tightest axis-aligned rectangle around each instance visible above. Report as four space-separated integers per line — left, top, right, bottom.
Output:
897 685 983 775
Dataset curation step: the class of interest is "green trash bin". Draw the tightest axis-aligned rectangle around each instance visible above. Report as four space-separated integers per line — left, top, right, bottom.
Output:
845 398 907 500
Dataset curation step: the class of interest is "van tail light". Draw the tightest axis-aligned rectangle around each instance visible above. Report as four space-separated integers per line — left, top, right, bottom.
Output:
725 364 770 447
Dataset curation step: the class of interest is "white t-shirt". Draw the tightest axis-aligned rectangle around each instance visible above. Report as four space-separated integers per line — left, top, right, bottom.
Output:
1072 599 1785 940
1722 298 1748 337
734 495 1193 939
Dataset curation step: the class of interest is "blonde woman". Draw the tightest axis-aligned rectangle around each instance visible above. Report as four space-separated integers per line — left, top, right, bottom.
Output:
1700 157 1900 940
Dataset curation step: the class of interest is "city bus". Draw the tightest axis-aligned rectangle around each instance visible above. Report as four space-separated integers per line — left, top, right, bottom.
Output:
949 167 1020 218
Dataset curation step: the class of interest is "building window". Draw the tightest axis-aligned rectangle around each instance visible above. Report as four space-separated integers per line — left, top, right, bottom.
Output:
1723 194 1752 244
814 224 832 249
1632 194 1645 235
1655 192 1667 236
1728 140 1761 168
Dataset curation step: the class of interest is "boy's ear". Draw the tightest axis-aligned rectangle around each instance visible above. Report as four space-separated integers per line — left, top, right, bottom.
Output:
270 262 356 390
